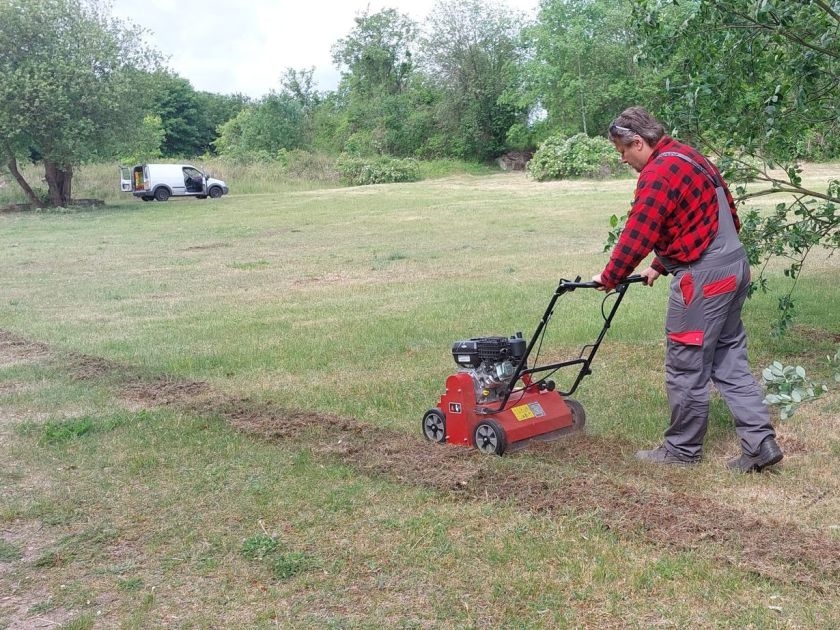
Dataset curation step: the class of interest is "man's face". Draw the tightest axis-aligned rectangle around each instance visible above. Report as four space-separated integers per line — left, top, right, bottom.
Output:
613 137 649 173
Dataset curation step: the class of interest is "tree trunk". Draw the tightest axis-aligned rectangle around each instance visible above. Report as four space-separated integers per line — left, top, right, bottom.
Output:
44 161 73 206
3 145 45 209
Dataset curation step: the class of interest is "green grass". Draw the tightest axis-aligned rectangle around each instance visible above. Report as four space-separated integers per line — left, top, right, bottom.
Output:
0 167 838 628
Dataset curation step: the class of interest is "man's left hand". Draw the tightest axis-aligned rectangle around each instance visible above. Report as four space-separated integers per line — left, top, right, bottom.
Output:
640 266 661 287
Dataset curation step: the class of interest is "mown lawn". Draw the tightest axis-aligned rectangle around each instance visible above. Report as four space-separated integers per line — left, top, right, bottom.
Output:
1 169 837 628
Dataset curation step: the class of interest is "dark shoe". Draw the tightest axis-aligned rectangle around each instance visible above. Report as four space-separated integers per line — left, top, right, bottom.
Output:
726 437 783 473
635 445 699 466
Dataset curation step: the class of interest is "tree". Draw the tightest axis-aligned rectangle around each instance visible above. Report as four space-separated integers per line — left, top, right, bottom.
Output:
280 67 322 112
331 8 417 98
329 9 422 156
279 67 323 149
148 72 204 157
192 90 250 155
115 114 165 165
214 92 305 161
631 0 840 333
420 0 526 160
0 0 160 207
522 0 656 137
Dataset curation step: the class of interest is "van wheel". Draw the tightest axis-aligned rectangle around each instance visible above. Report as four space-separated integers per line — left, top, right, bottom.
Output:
208 186 223 199
154 187 170 202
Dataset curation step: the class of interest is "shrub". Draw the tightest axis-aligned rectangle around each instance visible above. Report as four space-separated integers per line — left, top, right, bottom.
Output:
279 149 340 183
336 154 421 186
528 133 624 181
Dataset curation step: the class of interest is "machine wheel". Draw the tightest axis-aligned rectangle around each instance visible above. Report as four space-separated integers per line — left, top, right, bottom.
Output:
474 419 507 456
422 408 446 443
141 196 154 202
196 194 207 199
565 398 586 429
154 187 171 202
208 186 223 198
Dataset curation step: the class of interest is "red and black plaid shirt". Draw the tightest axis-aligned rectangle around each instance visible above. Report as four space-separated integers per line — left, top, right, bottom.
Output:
600 136 740 288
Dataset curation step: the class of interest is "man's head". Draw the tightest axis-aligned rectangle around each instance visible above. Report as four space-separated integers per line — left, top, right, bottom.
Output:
608 107 666 172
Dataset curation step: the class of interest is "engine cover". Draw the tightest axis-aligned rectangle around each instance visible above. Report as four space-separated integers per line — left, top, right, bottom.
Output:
451 334 526 369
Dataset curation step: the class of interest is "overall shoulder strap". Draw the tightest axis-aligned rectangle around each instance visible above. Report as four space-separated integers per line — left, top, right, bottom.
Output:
659 151 721 188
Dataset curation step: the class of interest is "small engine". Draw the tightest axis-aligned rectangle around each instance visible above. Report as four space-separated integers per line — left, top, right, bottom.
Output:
451 334 527 404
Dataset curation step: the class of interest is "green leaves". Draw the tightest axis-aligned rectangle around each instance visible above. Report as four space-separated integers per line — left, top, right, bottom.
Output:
523 0 652 136
604 212 628 253
631 0 840 333
761 360 827 420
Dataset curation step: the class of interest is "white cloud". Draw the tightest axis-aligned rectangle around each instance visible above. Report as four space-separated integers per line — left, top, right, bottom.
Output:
109 0 538 98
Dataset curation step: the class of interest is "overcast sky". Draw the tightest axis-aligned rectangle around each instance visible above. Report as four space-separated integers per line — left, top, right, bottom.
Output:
109 0 540 99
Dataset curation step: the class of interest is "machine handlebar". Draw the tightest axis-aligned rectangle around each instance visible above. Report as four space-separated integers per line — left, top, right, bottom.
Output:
560 274 646 290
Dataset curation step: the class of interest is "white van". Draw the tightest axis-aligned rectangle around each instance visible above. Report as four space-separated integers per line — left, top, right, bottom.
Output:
119 164 229 202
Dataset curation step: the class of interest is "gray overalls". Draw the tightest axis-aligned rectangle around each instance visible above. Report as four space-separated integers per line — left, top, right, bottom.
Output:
657 152 775 460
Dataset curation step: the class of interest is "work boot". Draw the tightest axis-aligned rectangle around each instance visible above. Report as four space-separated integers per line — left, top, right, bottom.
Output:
726 437 783 473
635 445 699 466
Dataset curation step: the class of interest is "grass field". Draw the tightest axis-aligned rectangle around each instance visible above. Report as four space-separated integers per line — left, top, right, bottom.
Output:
1 165 838 628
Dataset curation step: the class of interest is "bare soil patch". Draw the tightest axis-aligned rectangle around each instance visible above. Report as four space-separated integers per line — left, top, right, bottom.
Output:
119 376 211 408
0 331 51 367
182 242 230 251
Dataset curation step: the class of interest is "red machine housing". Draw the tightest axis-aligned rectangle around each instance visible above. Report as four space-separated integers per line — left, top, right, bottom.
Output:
429 371 582 454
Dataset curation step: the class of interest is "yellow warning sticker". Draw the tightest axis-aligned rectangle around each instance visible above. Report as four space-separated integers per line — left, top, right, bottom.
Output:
512 404 535 421
512 402 546 421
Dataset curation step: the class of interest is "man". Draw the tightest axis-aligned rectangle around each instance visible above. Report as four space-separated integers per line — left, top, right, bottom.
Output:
593 106 782 472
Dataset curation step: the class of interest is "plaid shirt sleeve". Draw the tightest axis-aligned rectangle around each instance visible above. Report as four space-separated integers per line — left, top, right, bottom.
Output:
600 171 671 288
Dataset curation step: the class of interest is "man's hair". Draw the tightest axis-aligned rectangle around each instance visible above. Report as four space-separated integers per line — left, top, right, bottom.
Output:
608 106 666 146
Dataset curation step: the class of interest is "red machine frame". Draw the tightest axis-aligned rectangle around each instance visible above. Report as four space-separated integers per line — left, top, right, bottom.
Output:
423 276 644 455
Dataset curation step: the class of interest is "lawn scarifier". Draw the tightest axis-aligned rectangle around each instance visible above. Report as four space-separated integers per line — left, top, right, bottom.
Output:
423 275 646 455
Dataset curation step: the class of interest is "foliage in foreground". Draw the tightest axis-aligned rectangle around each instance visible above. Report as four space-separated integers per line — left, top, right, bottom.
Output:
762 361 827 420
631 0 840 333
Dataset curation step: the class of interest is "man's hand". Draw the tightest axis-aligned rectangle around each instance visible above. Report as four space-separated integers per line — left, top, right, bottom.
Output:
640 266 660 287
591 273 607 291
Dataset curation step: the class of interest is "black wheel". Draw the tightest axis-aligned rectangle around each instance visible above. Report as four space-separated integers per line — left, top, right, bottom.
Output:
196 194 207 199
208 186 223 198
565 398 586 429
422 408 446 443
154 187 170 202
141 196 154 202
474 419 507 455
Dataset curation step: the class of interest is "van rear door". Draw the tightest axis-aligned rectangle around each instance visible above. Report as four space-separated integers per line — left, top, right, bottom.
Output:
119 166 132 192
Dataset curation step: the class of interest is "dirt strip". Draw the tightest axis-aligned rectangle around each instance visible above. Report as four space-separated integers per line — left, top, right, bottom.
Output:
216 399 838 592
2 329 837 592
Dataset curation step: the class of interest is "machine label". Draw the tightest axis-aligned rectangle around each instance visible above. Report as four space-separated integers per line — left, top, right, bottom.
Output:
511 402 546 421
448 402 462 414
